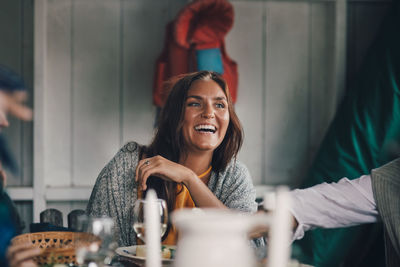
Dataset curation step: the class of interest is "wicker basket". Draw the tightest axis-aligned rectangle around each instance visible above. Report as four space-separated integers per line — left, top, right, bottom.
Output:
11 231 100 265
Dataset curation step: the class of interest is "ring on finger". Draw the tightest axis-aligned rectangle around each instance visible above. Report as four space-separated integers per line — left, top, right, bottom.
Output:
144 160 150 166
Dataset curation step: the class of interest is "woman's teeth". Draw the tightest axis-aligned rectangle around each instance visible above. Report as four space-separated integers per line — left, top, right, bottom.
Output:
194 125 216 133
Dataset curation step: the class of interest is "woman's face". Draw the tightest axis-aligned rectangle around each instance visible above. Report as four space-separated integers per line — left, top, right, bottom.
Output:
182 79 230 154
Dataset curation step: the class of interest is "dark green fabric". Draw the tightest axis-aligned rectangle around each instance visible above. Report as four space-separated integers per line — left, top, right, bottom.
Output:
294 3 400 267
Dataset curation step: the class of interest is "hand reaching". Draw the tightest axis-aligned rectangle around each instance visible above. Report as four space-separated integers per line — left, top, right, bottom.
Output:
6 243 40 267
0 91 33 122
0 91 32 130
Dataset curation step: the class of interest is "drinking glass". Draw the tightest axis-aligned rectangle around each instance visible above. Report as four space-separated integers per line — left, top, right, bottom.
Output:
75 216 117 266
132 198 168 242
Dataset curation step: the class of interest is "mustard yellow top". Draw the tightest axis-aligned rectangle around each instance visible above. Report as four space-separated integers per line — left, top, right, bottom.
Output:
137 166 212 245
163 184 196 245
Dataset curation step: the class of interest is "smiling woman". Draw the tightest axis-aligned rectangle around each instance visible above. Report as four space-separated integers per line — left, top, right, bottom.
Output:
182 79 230 154
86 71 260 247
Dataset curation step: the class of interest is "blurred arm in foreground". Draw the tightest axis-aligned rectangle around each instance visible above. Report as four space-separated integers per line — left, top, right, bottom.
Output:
0 65 38 267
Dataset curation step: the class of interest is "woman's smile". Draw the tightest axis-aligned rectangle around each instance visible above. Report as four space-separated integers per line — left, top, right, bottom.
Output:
194 124 217 134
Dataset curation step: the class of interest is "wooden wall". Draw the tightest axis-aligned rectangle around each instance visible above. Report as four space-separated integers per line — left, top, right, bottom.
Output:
229 1 340 186
39 0 341 190
2 0 392 228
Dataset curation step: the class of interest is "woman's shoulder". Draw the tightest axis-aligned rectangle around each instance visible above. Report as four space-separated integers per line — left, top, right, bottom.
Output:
114 141 143 159
95 141 142 187
105 141 143 171
120 141 141 153
218 159 252 182
225 159 250 174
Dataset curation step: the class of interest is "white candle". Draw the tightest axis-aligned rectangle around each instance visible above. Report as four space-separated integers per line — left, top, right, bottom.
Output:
145 189 161 267
267 186 292 267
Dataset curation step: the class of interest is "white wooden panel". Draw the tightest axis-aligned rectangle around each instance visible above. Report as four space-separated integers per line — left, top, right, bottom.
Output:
331 0 347 111
72 0 121 186
45 0 72 186
46 187 92 201
226 2 264 185
8 187 34 200
309 2 336 161
121 0 187 146
264 2 310 185
21 0 34 188
167 0 189 19
34 0 48 223
122 0 169 146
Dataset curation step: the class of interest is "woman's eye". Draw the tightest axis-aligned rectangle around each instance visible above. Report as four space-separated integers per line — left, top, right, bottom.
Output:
216 103 225 108
187 102 200 107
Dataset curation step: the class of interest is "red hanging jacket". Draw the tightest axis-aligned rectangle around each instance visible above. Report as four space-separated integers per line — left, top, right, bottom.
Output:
153 0 238 107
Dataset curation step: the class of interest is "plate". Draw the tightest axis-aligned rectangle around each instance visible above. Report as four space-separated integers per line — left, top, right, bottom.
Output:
115 245 175 266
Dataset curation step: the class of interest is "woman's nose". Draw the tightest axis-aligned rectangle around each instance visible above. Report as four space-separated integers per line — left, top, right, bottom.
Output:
201 104 215 119
201 113 214 119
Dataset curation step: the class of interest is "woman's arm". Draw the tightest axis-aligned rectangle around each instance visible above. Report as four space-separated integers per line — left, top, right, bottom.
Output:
184 171 227 208
135 157 258 211
136 155 226 208
213 161 257 213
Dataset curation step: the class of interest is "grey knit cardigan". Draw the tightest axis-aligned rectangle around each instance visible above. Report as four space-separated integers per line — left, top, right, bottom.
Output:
371 158 400 267
86 142 258 246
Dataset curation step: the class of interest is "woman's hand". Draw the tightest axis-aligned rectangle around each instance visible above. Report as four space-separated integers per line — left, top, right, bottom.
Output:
136 155 226 209
6 243 41 267
135 155 195 190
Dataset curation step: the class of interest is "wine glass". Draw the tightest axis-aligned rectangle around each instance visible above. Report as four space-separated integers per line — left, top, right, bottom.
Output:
132 198 168 242
75 215 117 266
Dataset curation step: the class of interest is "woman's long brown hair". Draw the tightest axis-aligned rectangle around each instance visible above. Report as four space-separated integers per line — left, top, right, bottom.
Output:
141 71 243 239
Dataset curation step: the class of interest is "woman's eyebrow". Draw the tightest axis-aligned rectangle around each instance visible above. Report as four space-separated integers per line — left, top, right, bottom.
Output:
186 95 202 100
215 96 227 101
186 95 227 101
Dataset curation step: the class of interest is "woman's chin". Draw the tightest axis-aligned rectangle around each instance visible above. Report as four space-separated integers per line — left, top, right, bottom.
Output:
195 143 221 152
